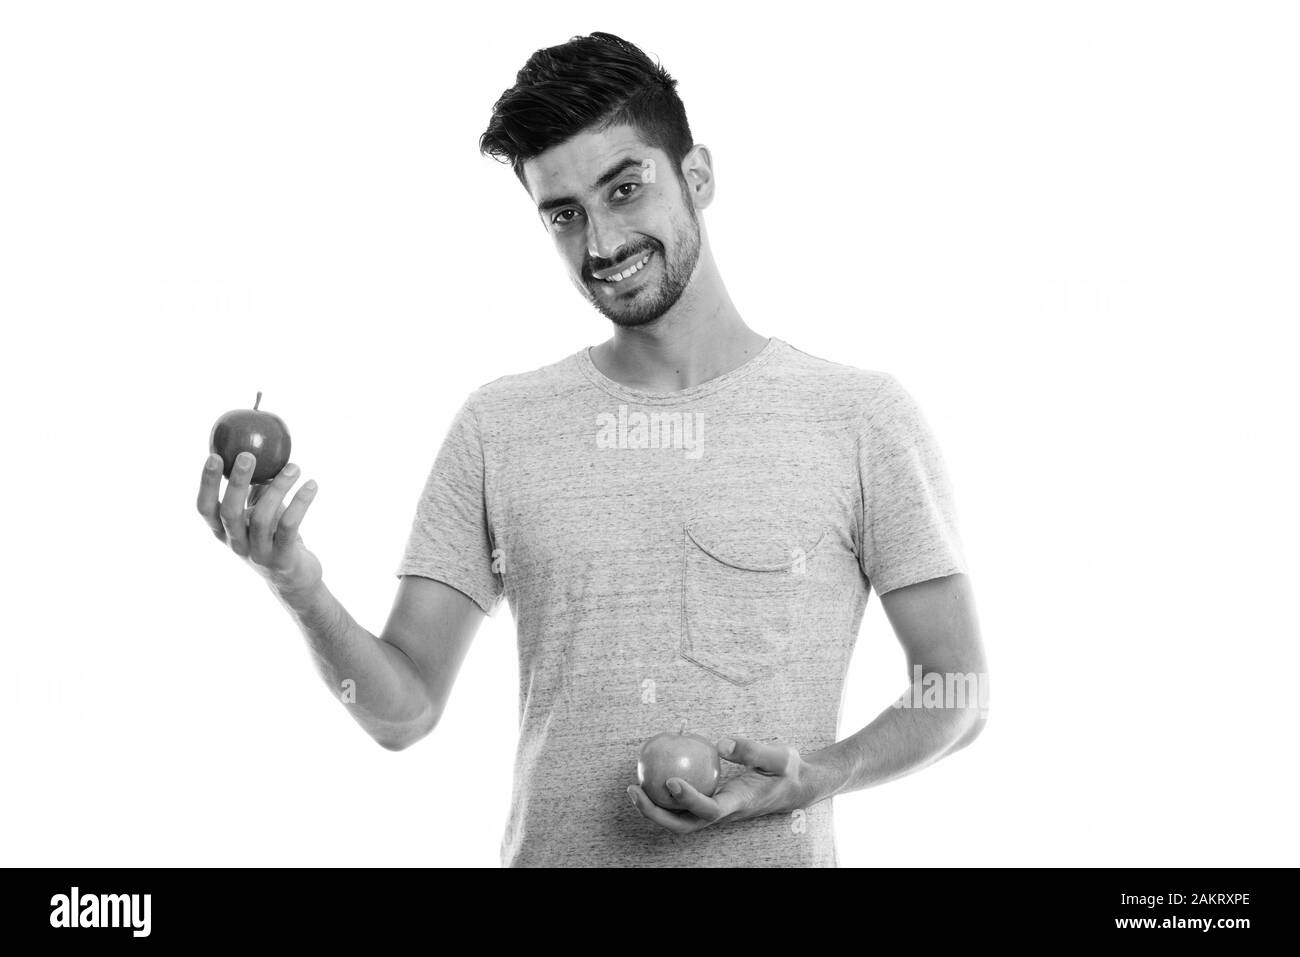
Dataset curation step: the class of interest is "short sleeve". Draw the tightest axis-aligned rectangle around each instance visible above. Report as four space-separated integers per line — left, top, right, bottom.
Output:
857 374 970 597
395 394 504 616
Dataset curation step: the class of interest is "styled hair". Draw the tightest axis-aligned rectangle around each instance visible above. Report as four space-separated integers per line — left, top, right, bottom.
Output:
479 32 694 193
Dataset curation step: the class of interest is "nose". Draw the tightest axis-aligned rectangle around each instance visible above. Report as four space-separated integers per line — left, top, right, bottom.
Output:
586 212 631 267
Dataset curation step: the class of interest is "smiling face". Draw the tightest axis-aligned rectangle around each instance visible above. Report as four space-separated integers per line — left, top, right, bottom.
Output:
525 124 703 328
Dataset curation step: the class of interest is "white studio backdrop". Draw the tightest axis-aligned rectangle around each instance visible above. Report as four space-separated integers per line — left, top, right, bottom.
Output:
1 1 1296 867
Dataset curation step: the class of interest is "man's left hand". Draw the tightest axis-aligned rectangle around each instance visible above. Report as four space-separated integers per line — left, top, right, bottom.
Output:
627 735 823 835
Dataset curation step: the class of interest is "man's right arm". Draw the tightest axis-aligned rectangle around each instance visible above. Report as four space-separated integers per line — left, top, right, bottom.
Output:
272 574 486 751
196 447 486 752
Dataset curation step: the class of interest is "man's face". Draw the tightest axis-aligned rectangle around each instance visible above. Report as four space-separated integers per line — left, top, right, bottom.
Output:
524 124 701 328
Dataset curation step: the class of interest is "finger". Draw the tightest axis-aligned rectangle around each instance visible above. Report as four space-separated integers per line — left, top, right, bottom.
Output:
718 736 796 775
218 451 257 557
248 463 300 563
711 776 755 820
197 453 226 541
626 785 706 835
241 498 286 540
663 778 727 822
272 479 318 555
242 494 288 526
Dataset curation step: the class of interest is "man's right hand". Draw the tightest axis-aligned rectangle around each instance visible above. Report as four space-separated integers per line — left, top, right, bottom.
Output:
197 450 322 595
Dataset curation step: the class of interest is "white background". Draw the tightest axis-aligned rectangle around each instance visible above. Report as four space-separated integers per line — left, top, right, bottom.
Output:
2 0 1296 867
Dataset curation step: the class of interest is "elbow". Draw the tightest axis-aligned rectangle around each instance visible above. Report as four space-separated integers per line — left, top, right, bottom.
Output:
374 710 440 752
946 705 988 755
945 660 989 754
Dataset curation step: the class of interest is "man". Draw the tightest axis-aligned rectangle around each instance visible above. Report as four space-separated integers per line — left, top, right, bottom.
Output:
196 31 987 867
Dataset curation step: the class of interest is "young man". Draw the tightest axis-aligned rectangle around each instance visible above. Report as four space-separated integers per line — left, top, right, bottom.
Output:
196 32 987 867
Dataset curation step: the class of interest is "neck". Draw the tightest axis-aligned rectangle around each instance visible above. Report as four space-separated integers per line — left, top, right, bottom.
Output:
591 243 768 393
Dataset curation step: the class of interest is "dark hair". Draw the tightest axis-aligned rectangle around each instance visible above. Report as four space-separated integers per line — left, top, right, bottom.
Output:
479 32 694 193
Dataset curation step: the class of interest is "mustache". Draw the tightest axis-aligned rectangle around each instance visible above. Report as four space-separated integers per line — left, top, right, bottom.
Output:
588 243 657 275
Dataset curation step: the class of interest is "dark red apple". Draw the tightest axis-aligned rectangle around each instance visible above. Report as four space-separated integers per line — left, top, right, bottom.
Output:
637 720 722 811
209 391 292 485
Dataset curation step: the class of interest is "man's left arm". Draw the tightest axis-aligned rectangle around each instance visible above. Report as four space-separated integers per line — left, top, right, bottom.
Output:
802 571 988 803
628 573 988 831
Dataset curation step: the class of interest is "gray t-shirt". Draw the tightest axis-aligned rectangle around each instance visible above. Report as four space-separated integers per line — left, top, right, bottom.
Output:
396 337 969 866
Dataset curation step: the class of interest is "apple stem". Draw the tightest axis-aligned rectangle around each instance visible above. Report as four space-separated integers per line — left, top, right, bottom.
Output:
254 391 262 411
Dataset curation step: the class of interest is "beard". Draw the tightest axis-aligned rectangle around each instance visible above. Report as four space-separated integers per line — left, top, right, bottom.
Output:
575 203 701 329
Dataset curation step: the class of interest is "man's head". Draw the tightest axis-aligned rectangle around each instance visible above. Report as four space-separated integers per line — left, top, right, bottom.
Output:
479 32 713 328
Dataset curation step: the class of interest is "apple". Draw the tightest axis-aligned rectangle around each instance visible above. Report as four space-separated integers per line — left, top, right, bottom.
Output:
637 720 722 811
209 391 292 485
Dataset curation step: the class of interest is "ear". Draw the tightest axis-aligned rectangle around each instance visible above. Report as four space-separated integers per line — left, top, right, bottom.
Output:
679 143 716 210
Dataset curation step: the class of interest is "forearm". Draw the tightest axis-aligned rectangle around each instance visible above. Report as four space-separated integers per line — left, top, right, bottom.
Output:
269 577 436 749
804 681 987 804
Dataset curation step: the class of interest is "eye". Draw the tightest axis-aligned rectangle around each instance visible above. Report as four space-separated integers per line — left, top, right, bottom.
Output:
551 208 582 227
614 182 641 200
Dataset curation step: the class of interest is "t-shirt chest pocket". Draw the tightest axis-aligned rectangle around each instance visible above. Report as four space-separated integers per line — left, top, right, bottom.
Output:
679 515 828 686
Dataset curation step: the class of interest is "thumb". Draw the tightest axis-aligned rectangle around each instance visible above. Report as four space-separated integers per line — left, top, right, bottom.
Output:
717 736 795 775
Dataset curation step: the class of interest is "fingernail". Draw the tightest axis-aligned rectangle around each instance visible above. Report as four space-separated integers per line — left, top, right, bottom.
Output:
665 779 681 795
718 739 735 755
284 464 300 476
206 455 219 470
626 786 637 805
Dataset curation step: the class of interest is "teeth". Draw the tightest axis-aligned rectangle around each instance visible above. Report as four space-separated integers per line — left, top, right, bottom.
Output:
603 253 651 283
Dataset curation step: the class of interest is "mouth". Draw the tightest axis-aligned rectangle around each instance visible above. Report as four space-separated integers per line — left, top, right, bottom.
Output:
593 249 654 285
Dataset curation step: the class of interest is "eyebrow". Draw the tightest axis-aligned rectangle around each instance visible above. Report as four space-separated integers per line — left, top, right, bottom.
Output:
536 156 646 216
